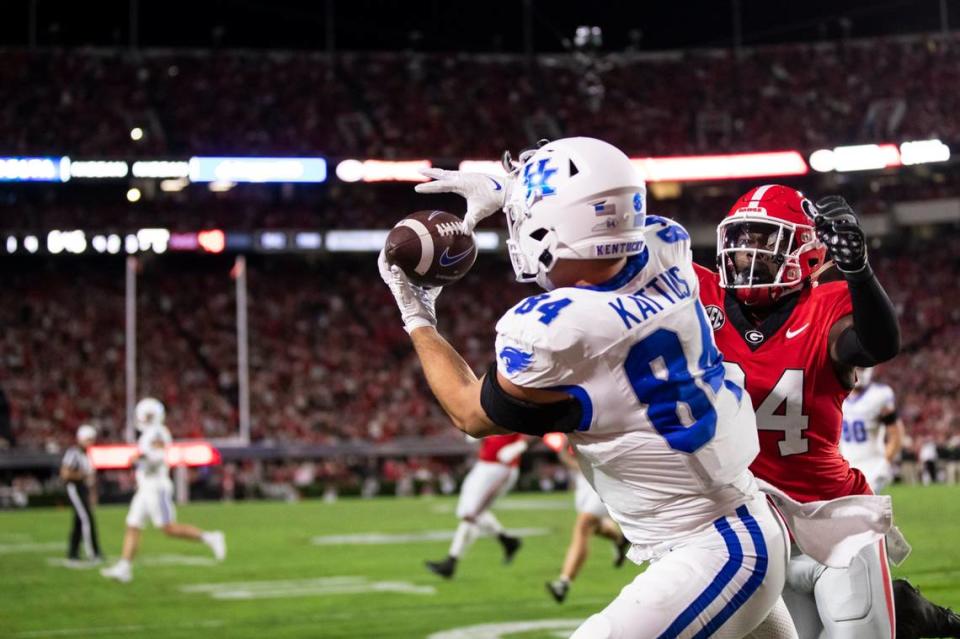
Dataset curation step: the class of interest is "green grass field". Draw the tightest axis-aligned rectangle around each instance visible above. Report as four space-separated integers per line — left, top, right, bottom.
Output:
2 484 960 638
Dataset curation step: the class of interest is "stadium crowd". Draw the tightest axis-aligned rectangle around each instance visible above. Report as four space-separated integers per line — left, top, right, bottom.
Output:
2 226 958 460
2 31 960 496
0 255 527 450
1 33 959 159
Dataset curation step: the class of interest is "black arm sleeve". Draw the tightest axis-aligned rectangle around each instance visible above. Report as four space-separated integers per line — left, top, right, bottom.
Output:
880 410 899 425
480 364 584 436
834 264 901 367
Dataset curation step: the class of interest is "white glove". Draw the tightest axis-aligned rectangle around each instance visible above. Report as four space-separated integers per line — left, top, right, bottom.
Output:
496 439 529 464
378 250 442 333
415 168 508 232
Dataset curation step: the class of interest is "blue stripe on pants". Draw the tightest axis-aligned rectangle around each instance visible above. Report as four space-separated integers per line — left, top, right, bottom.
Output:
691 504 769 639
657 516 744 639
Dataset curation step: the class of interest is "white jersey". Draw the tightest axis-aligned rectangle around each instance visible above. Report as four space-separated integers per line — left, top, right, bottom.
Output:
840 383 896 465
495 216 759 556
135 424 173 489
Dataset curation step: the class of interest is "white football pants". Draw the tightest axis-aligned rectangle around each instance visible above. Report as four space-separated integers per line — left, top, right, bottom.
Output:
782 540 895 639
574 472 609 519
571 494 793 639
455 461 518 520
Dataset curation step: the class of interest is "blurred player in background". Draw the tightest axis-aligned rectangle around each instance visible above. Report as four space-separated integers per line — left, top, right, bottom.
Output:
61 424 102 564
101 398 226 583
386 137 809 638
546 437 628 604
696 187 960 639
840 367 904 493
424 433 527 579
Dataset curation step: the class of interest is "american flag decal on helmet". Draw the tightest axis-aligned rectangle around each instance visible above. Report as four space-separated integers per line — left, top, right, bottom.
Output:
591 200 616 216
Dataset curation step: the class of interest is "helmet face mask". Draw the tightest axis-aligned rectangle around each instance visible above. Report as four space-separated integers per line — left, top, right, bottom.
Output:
504 189 560 288
502 137 647 290
718 219 804 288
717 185 825 306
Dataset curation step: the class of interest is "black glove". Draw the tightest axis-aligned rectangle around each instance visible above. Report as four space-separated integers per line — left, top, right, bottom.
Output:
814 196 867 275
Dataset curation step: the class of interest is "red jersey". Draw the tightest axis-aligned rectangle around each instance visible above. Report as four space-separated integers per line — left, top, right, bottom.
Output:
695 263 870 502
478 433 524 467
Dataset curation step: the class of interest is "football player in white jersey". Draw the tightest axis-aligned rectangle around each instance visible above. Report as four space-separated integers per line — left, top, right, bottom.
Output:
840 368 904 493
101 398 226 583
382 137 799 638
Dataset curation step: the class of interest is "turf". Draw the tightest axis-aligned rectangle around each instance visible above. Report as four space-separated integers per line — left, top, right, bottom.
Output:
1 484 959 638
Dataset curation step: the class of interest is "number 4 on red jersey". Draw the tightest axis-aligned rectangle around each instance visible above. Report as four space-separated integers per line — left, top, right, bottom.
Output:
694 263 872 503
724 365 808 456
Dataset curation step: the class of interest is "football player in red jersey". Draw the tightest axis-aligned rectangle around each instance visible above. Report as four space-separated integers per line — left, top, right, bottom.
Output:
694 185 960 639
424 433 527 579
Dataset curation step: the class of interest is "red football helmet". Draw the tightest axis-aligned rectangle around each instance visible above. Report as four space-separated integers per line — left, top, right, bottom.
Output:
717 184 826 306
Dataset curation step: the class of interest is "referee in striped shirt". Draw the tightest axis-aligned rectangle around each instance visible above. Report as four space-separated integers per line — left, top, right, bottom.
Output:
61 425 102 562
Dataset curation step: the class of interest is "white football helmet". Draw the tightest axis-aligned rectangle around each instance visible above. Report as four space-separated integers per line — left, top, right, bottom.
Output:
135 397 165 430
854 367 874 389
503 137 647 290
76 424 97 445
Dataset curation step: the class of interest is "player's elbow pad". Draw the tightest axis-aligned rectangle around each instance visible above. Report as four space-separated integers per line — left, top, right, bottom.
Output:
480 364 585 436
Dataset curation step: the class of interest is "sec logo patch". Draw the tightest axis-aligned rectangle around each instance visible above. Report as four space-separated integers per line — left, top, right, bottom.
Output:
705 305 725 330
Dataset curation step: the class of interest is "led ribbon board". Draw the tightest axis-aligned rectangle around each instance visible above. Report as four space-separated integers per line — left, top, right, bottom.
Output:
188 157 327 183
0 157 69 182
632 151 809 182
88 441 221 470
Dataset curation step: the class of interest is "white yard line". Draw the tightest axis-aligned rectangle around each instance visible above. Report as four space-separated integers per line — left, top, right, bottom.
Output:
141 554 218 567
427 619 583 639
181 576 435 600
432 499 570 514
45 558 103 570
311 527 550 545
208 581 436 599
181 576 364 592
46 554 215 569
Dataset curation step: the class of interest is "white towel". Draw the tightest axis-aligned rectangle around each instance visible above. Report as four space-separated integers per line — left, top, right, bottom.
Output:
757 478 893 568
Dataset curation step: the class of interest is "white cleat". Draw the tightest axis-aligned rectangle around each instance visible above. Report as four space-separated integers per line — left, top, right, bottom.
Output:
206 531 226 561
100 562 132 583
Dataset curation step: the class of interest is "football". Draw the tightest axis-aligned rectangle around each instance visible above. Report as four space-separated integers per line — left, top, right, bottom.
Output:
384 210 477 287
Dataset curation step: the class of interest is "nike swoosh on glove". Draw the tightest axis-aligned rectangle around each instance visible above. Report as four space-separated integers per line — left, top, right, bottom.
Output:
415 168 508 232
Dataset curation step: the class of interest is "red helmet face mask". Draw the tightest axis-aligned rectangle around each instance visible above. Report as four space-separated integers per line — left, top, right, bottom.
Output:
717 185 826 307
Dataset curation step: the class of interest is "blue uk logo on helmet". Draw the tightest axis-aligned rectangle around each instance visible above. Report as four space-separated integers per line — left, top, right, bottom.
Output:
499 347 534 374
523 159 558 203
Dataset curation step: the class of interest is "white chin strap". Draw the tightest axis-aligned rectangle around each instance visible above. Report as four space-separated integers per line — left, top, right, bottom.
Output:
535 271 556 291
